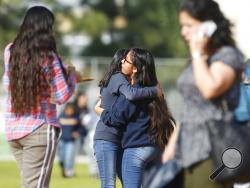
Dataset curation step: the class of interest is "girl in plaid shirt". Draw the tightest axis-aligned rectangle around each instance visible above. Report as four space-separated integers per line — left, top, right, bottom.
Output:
3 6 79 188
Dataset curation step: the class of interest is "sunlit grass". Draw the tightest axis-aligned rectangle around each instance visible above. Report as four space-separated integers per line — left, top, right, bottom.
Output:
0 161 122 188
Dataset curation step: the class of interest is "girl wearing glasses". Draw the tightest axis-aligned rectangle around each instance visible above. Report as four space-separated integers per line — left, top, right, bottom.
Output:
95 47 174 188
93 48 162 188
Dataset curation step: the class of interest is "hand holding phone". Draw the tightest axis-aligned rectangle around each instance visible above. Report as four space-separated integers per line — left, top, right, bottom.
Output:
190 21 216 60
198 21 217 38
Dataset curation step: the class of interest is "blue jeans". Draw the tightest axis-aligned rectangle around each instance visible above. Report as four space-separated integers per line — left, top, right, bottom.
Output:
122 146 159 188
58 140 76 170
94 140 122 188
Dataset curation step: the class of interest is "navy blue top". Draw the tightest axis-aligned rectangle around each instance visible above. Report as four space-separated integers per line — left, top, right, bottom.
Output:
59 113 80 142
94 73 157 144
100 84 155 148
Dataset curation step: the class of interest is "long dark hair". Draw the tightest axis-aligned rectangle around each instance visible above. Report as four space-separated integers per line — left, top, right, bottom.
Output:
131 47 175 150
180 0 236 55
9 6 57 115
99 48 129 88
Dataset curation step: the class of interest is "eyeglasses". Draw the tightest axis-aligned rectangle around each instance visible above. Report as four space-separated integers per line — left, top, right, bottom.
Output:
122 56 133 65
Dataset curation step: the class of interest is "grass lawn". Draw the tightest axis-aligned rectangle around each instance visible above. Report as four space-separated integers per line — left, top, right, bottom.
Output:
0 161 122 188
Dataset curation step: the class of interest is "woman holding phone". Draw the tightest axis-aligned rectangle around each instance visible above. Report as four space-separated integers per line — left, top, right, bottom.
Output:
162 0 244 188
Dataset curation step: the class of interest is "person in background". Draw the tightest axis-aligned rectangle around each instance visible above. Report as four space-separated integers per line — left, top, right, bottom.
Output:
3 6 79 188
82 106 100 178
74 92 100 177
93 48 163 188
58 103 80 178
74 92 89 155
163 0 244 188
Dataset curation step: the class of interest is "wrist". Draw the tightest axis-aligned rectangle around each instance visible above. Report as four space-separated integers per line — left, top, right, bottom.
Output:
191 51 208 61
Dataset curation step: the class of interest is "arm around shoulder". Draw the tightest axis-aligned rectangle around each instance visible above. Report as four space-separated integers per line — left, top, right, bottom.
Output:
100 96 136 127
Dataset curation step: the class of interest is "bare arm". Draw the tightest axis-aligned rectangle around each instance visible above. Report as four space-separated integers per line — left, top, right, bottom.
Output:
192 58 236 99
189 32 236 99
161 122 180 163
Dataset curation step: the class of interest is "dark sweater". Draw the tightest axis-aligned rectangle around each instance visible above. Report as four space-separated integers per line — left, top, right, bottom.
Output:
100 85 155 149
59 113 80 142
94 73 157 144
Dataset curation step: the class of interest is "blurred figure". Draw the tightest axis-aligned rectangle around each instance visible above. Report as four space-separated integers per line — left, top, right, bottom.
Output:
74 92 89 154
75 92 99 177
163 0 244 188
58 103 80 178
3 6 78 188
82 109 100 178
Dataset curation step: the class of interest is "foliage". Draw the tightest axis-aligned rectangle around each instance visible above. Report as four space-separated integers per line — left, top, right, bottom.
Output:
0 0 188 58
0 1 25 50
81 10 110 38
82 0 188 57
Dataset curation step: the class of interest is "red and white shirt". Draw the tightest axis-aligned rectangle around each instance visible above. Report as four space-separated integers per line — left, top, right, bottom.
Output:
3 44 76 141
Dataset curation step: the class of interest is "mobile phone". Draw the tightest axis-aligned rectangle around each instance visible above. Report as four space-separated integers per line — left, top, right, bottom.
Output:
199 21 217 37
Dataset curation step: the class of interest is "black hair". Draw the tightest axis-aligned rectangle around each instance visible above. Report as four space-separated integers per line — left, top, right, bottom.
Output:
180 0 236 54
9 6 57 115
99 48 129 88
130 47 175 149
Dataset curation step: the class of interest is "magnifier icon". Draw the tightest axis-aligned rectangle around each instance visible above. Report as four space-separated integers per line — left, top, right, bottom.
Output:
210 148 242 180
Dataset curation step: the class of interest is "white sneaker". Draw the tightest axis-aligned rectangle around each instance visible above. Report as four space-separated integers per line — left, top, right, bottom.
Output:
64 169 75 177
234 183 250 188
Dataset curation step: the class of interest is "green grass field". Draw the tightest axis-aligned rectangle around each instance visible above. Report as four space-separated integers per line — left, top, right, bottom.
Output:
0 161 122 188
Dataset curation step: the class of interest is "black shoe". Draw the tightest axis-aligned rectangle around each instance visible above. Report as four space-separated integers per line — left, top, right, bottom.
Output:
59 162 66 177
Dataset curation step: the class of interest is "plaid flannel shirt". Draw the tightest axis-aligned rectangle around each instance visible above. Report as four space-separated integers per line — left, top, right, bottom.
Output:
3 44 76 141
